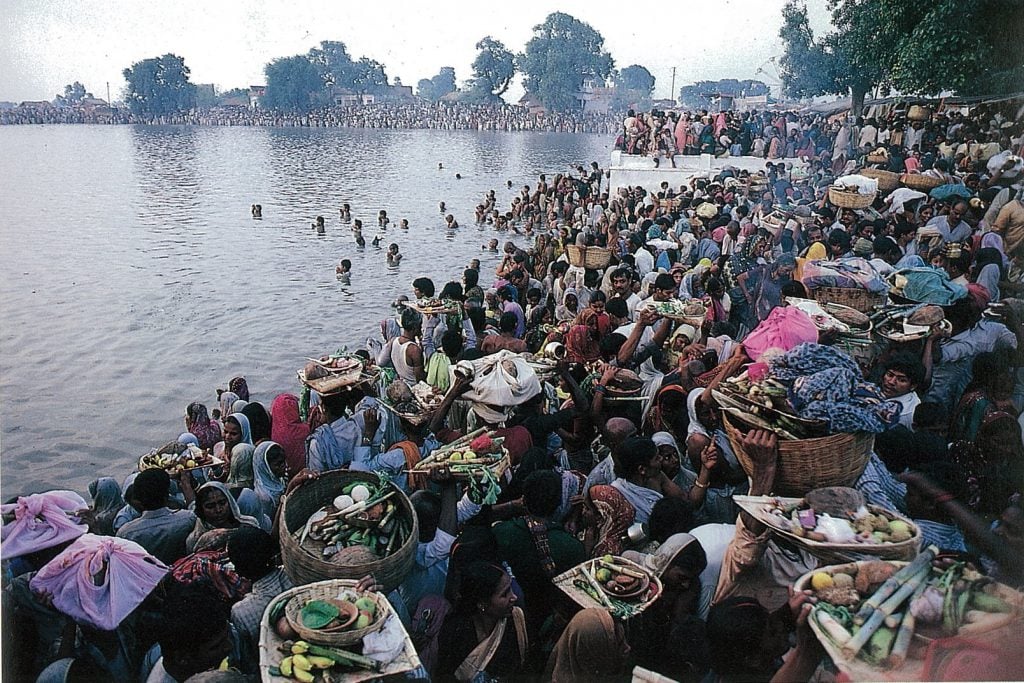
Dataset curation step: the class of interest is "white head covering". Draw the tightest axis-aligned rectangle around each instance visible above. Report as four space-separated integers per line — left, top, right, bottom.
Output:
623 533 699 578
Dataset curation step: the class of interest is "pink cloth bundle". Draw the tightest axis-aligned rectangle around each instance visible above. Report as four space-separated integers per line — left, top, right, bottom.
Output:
742 306 818 363
1 491 89 559
29 534 168 631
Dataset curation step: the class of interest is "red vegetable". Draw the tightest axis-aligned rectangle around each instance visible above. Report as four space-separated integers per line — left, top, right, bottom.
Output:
470 435 494 452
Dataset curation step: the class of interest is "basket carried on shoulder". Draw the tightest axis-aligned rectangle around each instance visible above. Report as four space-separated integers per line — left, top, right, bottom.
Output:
858 168 899 194
828 187 875 210
279 470 418 592
722 413 874 496
811 286 886 313
900 173 943 192
566 244 613 270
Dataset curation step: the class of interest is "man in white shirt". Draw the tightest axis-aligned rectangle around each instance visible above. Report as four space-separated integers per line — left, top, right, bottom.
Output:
609 266 641 321
858 118 878 148
630 233 655 276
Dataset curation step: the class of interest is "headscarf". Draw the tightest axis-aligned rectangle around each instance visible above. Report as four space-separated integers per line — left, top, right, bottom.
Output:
188 482 261 553
589 485 635 557
231 399 249 414
381 318 401 342
651 431 681 459
241 401 272 444
87 477 125 536
226 443 256 489
236 489 272 531
980 232 1009 270
225 413 252 445
1 491 89 560
177 432 200 447
229 376 249 401
270 393 310 476
544 608 627 682
185 402 221 450
252 442 287 519
555 287 580 323
218 391 239 419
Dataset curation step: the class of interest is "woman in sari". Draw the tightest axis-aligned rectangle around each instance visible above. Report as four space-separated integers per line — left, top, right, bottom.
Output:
583 485 635 557
185 481 262 553
544 608 629 682
83 477 125 536
252 442 288 520
752 254 796 322
555 288 579 323
564 308 603 364
726 232 770 332
217 391 239 421
437 561 527 682
185 402 221 450
270 393 310 477
229 376 250 402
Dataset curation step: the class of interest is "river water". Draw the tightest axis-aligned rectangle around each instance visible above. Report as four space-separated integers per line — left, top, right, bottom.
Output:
0 125 610 496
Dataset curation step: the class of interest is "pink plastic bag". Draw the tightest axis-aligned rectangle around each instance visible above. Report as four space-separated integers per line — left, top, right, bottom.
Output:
742 306 818 363
29 534 168 631
1 491 88 559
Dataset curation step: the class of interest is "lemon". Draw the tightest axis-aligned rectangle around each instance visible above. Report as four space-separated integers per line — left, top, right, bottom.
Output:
810 572 834 591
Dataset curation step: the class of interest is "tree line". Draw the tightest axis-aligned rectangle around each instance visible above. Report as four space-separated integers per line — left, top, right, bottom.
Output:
778 0 1024 114
115 12 659 116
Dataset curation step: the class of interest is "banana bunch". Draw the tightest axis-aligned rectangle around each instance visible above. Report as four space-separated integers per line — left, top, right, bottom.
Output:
275 641 382 681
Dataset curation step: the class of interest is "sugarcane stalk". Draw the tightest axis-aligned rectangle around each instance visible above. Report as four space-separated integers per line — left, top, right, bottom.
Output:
854 546 937 623
812 608 852 647
598 560 647 579
844 566 930 659
581 566 614 610
887 579 929 668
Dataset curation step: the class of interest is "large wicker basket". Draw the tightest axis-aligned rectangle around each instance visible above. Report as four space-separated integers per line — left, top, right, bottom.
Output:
279 470 418 592
283 579 390 647
566 245 613 270
900 173 943 192
722 413 874 496
811 286 887 313
827 187 875 210
858 168 900 194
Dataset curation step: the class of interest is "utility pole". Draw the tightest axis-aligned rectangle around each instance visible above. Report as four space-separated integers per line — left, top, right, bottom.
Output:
670 67 676 104
106 81 110 105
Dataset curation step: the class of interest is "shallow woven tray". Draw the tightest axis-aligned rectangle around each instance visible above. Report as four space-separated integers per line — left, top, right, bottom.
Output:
283 581 390 647
259 580 420 683
733 495 921 562
553 556 662 621
793 561 1024 682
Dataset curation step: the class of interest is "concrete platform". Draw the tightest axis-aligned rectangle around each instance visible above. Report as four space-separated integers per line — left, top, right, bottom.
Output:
608 151 807 194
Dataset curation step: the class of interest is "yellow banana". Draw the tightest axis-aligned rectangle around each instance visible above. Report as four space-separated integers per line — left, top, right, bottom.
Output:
293 668 315 683
292 654 312 672
279 656 293 677
306 655 334 670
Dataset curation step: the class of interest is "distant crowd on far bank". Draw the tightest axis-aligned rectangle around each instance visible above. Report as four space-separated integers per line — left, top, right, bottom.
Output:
0 101 621 133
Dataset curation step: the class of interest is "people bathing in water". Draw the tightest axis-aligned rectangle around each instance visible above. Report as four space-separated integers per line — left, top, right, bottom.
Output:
439 201 446 213
336 259 351 276
313 215 325 234
387 243 402 264
372 234 383 248
378 210 389 228
339 203 351 222
483 238 499 252
445 214 459 229
251 204 262 218
399 218 409 230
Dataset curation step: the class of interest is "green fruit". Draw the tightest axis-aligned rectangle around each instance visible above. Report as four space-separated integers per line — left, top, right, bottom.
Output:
355 612 371 629
595 568 612 583
354 596 377 617
602 554 614 564
888 520 910 536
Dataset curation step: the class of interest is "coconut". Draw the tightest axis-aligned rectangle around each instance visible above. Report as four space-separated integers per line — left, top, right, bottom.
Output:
386 380 413 404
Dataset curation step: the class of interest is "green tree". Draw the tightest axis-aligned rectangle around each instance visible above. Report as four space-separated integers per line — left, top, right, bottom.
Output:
616 65 655 95
351 57 389 95
519 12 614 111
472 37 515 97
217 88 251 106
308 40 356 90
417 67 457 101
779 0 1024 114
263 55 322 112
416 78 436 100
122 54 197 116
55 81 89 106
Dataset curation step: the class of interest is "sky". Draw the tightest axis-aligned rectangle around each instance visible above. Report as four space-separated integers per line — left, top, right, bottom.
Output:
1 0 832 104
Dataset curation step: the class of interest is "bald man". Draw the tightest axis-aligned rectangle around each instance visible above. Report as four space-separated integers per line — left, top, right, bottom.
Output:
584 417 640 491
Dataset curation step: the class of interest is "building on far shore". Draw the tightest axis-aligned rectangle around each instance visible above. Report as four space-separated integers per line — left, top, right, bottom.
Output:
248 85 266 108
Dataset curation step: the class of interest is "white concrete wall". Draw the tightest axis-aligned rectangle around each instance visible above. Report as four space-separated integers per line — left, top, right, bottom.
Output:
607 152 807 194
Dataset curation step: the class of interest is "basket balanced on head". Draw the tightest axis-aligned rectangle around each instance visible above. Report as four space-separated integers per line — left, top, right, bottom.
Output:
722 413 874 496
280 470 418 592
566 244 613 270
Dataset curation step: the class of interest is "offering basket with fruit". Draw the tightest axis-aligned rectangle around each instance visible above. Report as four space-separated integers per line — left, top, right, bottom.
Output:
553 555 662 620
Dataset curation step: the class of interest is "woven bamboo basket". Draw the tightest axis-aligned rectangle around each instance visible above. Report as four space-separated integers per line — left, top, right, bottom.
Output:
722 413 874 496
907 104 931 121
566 244 613 270
900 173 943 192
865 153 888 165
283 579 390 647
858 168 900 193
811 286 887 313
279 470 418 591
827 187 875 210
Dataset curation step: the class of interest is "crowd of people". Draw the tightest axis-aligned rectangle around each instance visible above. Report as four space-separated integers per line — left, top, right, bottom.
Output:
0 101 621 133
4 103 1024 683
616 103 1023 172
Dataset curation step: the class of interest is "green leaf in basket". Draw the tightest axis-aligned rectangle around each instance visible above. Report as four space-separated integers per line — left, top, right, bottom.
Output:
300 599 340 629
